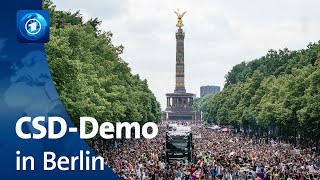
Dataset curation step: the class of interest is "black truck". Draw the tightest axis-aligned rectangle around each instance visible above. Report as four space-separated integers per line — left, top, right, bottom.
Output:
165 125 193 163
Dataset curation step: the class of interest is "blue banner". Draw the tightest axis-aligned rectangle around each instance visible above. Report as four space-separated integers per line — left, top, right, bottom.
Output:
0 0 119 179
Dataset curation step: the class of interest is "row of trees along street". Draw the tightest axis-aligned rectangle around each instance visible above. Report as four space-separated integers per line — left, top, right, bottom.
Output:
194 43 320 149
43 0 162 139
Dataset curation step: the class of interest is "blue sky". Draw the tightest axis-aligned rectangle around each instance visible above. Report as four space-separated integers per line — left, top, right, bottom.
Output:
53 0 320 109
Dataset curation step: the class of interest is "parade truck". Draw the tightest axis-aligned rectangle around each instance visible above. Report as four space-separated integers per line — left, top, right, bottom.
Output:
165 125 193 163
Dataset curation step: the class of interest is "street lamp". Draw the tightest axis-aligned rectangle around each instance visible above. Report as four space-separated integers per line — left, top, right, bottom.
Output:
194 111 196 125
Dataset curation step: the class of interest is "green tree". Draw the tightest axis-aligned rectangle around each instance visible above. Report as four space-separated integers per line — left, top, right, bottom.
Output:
43 1 161 133
197 41 320 144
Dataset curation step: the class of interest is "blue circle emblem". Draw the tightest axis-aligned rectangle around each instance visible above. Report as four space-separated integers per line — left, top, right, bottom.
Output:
19 13 48 41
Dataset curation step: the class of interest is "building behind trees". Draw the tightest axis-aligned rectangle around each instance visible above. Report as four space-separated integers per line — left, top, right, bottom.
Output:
200 85 221 98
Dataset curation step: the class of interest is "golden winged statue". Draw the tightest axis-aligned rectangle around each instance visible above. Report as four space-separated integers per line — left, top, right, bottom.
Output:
174 9 187 28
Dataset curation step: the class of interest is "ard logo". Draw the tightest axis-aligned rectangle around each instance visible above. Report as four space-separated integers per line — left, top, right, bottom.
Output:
17 10 50 43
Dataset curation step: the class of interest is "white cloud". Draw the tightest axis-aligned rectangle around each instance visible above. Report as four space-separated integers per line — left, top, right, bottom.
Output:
52 0 320 109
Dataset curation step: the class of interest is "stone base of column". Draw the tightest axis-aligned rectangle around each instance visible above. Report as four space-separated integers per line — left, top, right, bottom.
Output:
174 87 186 93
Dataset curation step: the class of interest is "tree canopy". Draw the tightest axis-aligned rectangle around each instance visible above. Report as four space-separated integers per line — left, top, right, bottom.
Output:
43 0 162 129
197 42 320 144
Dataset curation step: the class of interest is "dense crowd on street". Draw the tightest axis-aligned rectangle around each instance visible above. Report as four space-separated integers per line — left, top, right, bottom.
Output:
94 123 320 180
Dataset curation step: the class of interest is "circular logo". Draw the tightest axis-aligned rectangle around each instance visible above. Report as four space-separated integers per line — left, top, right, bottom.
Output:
19 13 48 41
25 18 42 35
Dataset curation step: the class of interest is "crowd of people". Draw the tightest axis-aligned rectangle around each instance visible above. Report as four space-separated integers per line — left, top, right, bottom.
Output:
95 123 319 180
